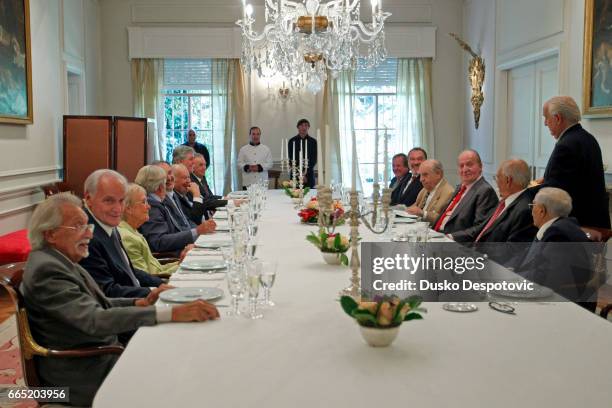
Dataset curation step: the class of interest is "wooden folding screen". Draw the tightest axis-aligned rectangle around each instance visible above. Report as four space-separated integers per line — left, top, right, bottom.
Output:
63 116 113 197
63 116 148 197
114 117 147 182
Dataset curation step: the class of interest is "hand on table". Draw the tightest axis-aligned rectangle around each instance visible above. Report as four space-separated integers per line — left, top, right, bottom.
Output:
197 219 216 235
406 205 423 217
135 284 175 306
171 300 220 322
179 244 195 261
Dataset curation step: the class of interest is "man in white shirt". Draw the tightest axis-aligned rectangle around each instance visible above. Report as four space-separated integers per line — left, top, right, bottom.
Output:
237 126 273 189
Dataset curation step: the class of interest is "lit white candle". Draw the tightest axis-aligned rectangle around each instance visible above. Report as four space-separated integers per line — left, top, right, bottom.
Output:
292 140 295 162
383 128 389 185
374 129 378 184
316 129 323 185
305 136 308 159
280 139 284 161
351 130 357 189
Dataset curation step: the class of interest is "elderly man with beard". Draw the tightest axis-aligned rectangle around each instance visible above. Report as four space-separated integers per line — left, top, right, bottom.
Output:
21 193 219 406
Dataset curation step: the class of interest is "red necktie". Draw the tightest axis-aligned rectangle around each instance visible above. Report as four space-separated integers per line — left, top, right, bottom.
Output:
475 200 506 242
433 185 467 232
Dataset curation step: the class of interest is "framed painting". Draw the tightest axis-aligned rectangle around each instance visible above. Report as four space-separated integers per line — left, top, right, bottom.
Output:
0 0 33 124
583 0 612 116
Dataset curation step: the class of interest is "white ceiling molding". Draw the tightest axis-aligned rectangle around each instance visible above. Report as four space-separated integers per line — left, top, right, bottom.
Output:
385 26 437 59
128 26 242 59
127 25 436 60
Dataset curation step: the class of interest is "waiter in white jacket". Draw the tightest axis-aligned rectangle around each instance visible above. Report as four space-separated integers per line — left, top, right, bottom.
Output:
237 126 273 189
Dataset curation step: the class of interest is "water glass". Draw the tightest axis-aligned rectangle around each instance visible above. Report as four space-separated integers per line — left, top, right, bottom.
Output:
245 260 263 319
226 268 245 317
258 260 277 307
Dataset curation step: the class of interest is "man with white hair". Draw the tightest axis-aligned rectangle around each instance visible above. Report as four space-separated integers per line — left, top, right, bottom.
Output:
21 193 219 406
474 159 538 243
80 169 166 298
406 159 454 225
541 96 610 229
518 187 594 308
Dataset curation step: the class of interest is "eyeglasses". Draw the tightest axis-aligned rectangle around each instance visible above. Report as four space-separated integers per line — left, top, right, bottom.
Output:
57 224 95 233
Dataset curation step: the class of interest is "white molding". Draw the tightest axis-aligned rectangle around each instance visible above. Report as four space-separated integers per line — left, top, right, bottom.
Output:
0 166 62 179
128 26 242 59
497 47 561 70
0 179 61 196
385 26 437 59
0 202 39 218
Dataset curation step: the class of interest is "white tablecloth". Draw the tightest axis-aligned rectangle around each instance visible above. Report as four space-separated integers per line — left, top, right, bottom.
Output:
94 191 612 408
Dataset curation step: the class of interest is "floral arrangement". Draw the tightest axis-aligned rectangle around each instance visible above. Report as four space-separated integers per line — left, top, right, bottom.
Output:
283 183 310 198
297 197 345 225
306 231 350 265
340 295 426 328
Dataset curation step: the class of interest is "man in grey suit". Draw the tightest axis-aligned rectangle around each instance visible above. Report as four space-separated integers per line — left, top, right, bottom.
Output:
21 193 219 406
433 149 498 242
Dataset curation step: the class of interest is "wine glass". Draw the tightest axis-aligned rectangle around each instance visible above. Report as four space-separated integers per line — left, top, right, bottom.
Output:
245 260 263 319
258 260 277 307
226 268 245 317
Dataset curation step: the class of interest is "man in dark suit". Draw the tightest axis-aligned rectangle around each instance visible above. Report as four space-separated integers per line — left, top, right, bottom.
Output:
433 149 498 242
541 96 610 229
182 128 211 170
79 170 165 298
517 187 595 307
475 159 538 243
287 118 317 188
22 193 219 406
136 165 215 256
191 153 228 212
173 163 208 225
390 148 426 206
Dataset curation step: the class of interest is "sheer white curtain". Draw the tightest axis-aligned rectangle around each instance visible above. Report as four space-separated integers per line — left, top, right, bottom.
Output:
212 59 246 194
396 58 435 156
321 73 343 185
131 59 164 161
336 70 363 191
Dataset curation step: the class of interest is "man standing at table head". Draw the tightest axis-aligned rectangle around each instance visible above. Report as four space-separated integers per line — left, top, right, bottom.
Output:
238 126 273 189
391 148 427 206
541 96 610 229
182 128 211 170
432 149 498 242
475 159 538 243
406 159 454 225
22 192 219 406
80 169 166 298
288 118 317 188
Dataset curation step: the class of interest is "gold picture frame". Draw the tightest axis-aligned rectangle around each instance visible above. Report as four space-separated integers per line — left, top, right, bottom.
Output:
582 0 612 117
0 0 33 124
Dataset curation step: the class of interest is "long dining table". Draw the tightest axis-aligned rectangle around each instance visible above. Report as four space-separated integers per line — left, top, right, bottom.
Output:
93 190 612 408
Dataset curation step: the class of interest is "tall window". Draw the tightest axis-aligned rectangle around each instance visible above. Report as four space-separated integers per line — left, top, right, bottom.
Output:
162 59 215 187
354 58 398 196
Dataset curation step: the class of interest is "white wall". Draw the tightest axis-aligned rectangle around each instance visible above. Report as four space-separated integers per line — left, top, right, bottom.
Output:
463 0 612 183
100 0 465 184
0 0 101 235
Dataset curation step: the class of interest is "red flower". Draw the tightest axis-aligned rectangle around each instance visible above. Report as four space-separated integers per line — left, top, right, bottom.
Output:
298 208 318 223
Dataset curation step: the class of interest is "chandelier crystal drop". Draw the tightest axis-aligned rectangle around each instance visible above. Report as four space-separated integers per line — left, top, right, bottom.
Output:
237 0 391 94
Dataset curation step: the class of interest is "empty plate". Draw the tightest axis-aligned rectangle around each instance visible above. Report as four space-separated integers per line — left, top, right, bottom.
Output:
180 260 226 271
160 287 224 303
196 240 233 249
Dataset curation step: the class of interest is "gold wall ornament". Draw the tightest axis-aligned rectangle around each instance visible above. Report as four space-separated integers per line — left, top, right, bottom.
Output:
450 33 485 129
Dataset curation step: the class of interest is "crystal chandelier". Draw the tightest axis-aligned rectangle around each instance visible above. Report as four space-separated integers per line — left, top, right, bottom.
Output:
237 0 391 94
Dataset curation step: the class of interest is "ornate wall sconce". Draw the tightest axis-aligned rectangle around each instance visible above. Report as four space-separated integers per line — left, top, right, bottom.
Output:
450 33 485 129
